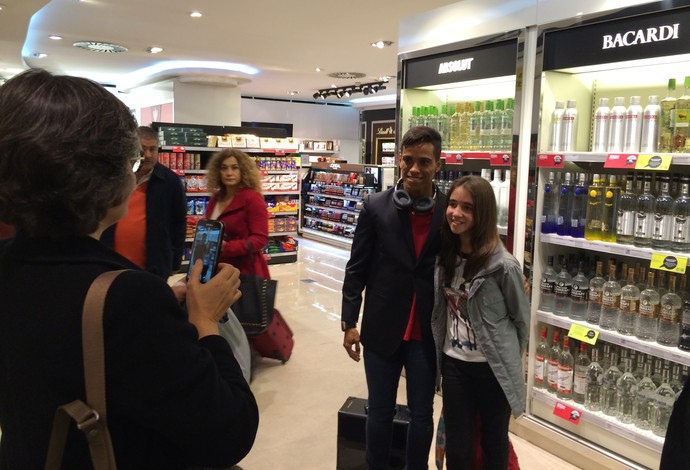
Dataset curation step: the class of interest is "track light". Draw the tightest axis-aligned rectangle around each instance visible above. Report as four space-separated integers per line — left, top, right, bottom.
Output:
313 80 388 100
313 92 320 99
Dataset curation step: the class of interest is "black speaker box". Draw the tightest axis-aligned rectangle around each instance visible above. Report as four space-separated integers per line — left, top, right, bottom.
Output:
336 396 409 470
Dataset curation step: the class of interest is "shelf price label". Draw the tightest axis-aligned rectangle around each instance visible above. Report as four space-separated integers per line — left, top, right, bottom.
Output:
650 253 687 274
568 324 599 345
603 153 638 169
553 402 582 425
537 154 565 168
171 146 187 153
635 154 672 171
442 152 463 164
489 152 511 166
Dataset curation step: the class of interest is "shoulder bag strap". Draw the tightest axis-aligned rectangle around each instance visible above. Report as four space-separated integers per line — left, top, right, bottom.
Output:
45 270 127 470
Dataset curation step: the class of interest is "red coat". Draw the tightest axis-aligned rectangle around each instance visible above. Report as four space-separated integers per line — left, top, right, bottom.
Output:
206 188 270 279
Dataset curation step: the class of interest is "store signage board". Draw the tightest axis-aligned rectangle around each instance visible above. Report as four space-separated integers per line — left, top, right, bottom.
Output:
543 7 690 70
568 324 600 345
489 153 511 166
537 153 565 168
650 254 687 274
553 402 582 425
404 39 518 88
603 153 639 169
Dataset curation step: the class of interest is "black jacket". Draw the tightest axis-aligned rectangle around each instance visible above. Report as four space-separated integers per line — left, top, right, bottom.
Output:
102 163 186 279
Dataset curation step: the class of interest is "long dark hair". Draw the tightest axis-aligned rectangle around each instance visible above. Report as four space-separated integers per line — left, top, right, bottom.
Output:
439 176 500 283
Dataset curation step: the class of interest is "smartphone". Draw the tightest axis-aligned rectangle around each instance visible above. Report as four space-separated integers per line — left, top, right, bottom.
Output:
187 219 224 283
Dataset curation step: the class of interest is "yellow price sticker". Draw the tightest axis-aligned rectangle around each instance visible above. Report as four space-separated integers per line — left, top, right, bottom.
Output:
650 253 687 274
568 324 599 345
635 154 672 171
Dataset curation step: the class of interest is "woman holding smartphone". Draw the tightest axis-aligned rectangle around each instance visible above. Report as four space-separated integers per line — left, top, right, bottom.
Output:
205 149 270 279
431 176 530 470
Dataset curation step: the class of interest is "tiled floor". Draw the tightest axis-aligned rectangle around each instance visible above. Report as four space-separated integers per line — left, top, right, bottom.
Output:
238 238 581 469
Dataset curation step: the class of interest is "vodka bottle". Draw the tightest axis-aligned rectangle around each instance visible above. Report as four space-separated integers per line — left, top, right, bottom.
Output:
599 261 622 330
546 328 561 394
490 169 502 215
657 270 668 297
618 268 639 335
672 76 690 153
592 97 610 152
561 100 578 152
616 355 638 424
671 173 681 198
651 174 674 250
600 343 612 373
569 261 590 320
479 100 493 151
541 171 559 234
640 95 661 153
658 275 682 346
548 100 565 152
492 99 504 150
659 78 677 152
449 104 460 149
556 172 573 236
502 98 515 151
680 300 690 351
635 270 660 341
585 260 605 324
534 326 549 389
480 168 491 182
633 359 657 430
600 346 622 416
459 102 472 149
585 346 604 411
438 105 451 150
671 175 690 252
573 342 590 404
468 101 482 150
636 265 648 292
652 360 676 437
633 173 655 247
570 173 588 238
539 255 557 312
584 174 605 240
601 174 620 242
608 97 627 152
651 357 663 387
557 335 575 400
498 170 510 226
618 261 629 288
631 350 645 382
616 173 637 244
553 261 573 316
623 96 643 153
670 363 684 394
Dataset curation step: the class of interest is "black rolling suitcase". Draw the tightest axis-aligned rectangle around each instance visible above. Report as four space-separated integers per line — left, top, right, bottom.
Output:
336 396 409 470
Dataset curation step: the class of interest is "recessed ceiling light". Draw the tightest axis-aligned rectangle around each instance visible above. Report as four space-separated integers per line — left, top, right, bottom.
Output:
190 11 202 18
378 75 392 82
49 35 63 40
315 67 322 72
371 40 394 49
288 91 300 96
331 84 337 88
73 41 128 53
0 5 5 11
146 46 164 54
32 53 48 59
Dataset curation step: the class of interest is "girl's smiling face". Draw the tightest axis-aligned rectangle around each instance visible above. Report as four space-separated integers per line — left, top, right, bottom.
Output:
446 185 475 241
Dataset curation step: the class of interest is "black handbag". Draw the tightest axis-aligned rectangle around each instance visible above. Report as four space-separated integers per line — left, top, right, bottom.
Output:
231 240 277 336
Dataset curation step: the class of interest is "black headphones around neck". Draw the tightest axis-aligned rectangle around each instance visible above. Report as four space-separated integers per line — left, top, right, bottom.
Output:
392 178 437 214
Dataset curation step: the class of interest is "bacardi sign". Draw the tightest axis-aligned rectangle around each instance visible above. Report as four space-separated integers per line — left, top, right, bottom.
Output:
602 23 680 50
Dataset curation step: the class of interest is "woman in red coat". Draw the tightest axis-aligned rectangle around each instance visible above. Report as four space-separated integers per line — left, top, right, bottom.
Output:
205 149 270 279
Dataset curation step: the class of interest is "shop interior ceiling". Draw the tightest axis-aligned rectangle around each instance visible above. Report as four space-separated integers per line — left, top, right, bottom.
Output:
0 0 459 104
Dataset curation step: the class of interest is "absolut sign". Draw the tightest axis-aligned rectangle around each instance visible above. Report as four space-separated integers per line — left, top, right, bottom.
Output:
438 57 474 74
602 23 680 50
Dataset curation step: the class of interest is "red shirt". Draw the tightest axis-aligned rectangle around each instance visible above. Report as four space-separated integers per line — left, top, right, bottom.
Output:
114 182 148 269
403 208 434 341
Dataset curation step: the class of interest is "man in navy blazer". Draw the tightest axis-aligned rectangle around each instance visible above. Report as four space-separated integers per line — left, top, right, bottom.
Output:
342 126 445 469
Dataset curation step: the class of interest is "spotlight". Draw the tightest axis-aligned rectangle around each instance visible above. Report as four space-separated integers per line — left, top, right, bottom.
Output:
344 89 352 97
313 92 320 99
362 86 370 95
336 90 344 98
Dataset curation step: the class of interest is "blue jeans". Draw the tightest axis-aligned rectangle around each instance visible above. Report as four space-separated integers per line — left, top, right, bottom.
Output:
363 340 435 470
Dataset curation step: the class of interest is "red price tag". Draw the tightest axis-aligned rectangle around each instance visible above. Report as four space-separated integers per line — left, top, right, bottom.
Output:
604 153 638 169
171 146 186 153
274 149 286 156
537 154 565 168
443 152 463 164
553 401 581 425
490 153 511 166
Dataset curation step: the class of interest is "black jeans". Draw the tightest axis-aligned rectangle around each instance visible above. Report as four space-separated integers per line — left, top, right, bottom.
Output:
441 355 511 470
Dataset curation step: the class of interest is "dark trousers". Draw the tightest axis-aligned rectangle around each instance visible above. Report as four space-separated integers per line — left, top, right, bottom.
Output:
442 355 511 470
363 341 436 470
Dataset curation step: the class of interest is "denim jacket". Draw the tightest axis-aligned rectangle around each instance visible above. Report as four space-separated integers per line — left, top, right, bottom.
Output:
431 243 530 417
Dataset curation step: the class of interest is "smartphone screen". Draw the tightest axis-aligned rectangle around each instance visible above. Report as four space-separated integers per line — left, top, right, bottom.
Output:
187 219 224 283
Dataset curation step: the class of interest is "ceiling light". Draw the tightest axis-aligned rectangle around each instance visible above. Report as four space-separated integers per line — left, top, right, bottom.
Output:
288 91 299 96
344 89 352 97
0 5 5 11
315 80 388 100
190 11 202 18
146 46 163 54
362 86 370 96
315 67 322 72
73 41 128 53
313 92 320 99
371 40 394 49
49 35 63 40
335 90 344 98
32 53 48 59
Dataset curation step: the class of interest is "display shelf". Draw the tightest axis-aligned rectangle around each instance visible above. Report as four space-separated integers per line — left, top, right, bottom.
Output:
268 231 298 237
161 145 297 154
264 191 300 196
184 169 207 175
537 151 690 166
539 233 690 261
304 203 360 215
186 192 212 197
301 227 353 247
269 211 298 217
498 226 508 236
304 215 357 228
306 191 362 203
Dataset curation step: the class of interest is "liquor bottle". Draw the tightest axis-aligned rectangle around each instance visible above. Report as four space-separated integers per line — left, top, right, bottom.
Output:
616 354 638 424
480 168 491 182
490 169 502 215
534 326 549 389
569 261 590 320
498 170 510 227
438 105 451 150
671 172 681 198
600 343 612 373
561 100 578 152
636 265 648 292
635 270 660 341
546 328 561 394
592 97 610 152
657 270 668 297
659 78 677 152
651 357 663 387
570 173 588 238
599 261 622 331
479 100 493 151
623 96 643 153
651 174 674 250
670 363 684 394
634 173 655 247
616 173 637 245
631 351 645 381
468 101 482 150
584 174 604 240
502 98 515 151
601 174 620 243
671 175 690 252
459 102 472 149
672 76 690 153
585 346 604 411
618 268 639 336
652 360 676 437
548 100 565 152
680 300 690 351
658 275 682 346
541 171 559 234
633 358 657 430
449 104 461 149
556 172 573 236
600 346 622 416
492 99 504 150
557 335 575 400
573 342 590 405
585 260 606 324
608 97 627 152
640 95 661 153
553 261 573 317
539 255 557 312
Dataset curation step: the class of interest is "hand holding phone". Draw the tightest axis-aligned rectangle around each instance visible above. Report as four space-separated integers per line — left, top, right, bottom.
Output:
187 219 224 283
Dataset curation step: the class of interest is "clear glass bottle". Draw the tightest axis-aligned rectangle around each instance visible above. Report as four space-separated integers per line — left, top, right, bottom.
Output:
679 300 690 351
570 172 588 238
459 102 472 150
592 97 610 152
635 270 660 341
652 360 676 437
546 328 561 394
651 174 674 250
616 354 638 424
670 362 684 394
659 78 677 152
548 100 565 152
491 99 504 151
573 341 591 405
539 255 557 312
556 172 573 236
616 172 637 245
498 170 510 227
633 358 657 430
557 335 574 400
672 76 690 153
651 357 663 388
636 265 648 292
479 100 494 151
554 260 573 317
618 268 639 336
490 169 502 216
601 174 621 243
634 173 656 247
671 175 690 252
468 101 482 150
585 260 606 324
502 98 515 151
600 346 622 416
534 326 549 389
599 261 622 330
658 275 682 346
438 105 450 150
541 171 559 234
569 261 590 320
449 103 461 149
585 174 605 241
585 346 604 412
